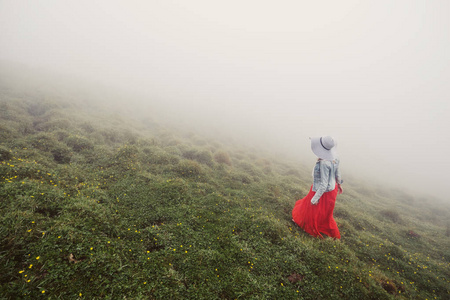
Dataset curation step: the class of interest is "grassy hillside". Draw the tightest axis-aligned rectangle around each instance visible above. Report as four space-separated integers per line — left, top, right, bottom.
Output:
1 86 449 299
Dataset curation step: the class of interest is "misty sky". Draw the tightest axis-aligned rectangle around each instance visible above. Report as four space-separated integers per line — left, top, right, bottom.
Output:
1 1 450 199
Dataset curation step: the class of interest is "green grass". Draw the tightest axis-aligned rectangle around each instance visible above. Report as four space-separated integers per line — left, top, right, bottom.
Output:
0 89 449 299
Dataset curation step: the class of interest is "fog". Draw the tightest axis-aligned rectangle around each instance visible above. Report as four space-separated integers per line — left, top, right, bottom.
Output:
1 1 449 200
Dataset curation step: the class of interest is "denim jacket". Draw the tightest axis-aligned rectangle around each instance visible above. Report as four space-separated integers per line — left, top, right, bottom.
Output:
311 159 342 204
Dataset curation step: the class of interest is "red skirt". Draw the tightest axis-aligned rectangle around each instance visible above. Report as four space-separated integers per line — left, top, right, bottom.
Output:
292 185 340 239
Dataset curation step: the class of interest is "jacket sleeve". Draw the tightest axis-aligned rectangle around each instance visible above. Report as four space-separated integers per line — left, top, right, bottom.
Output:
311 161 330 205
335 159 343 184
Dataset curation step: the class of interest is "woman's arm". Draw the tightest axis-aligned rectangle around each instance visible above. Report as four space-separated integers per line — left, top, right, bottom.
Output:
335 159 343 185
335 159 343 195
311 161 330 205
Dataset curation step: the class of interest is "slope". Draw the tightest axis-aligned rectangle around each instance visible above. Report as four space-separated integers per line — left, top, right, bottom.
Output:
0 85 449 299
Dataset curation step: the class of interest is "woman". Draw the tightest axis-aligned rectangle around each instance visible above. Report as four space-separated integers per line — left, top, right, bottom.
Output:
292 136 343 239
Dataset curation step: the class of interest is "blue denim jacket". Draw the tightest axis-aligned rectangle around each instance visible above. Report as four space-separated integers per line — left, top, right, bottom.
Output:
311 159 342 204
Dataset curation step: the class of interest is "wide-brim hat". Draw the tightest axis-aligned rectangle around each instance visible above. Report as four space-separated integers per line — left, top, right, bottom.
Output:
310 136 338 160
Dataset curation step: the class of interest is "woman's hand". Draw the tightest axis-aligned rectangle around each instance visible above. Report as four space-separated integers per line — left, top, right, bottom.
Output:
337 184 343 195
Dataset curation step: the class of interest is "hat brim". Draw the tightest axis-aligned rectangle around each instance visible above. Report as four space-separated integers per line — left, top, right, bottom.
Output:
310 137 337 160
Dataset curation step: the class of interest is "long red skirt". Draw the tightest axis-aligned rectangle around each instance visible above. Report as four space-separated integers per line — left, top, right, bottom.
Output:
292 185 340 239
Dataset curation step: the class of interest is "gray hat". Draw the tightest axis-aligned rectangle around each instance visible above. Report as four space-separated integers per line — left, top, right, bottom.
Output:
310 136 338 160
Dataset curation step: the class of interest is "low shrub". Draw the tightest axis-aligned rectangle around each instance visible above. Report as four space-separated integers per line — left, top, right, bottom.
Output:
0 146 12 161
230 171 252 185
214 151 232 166
173 159 202 177
143 146 179 165
54 129 70 141
164 137 182 146
164 146 182 157
256 158 271 167
122 129 139 144
28 133 73 164
0 123 15 140
16 119 35 136
181 147 214 166
27 100 59 116
29 133 59 152
65 135 94 152
82 144 114 166
180 148 195 160
34 118 73 132
232 152 246 161
79 122 95 133
51 146 72 164
196 150 214 166
99 128 123 145
262 165 272 174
